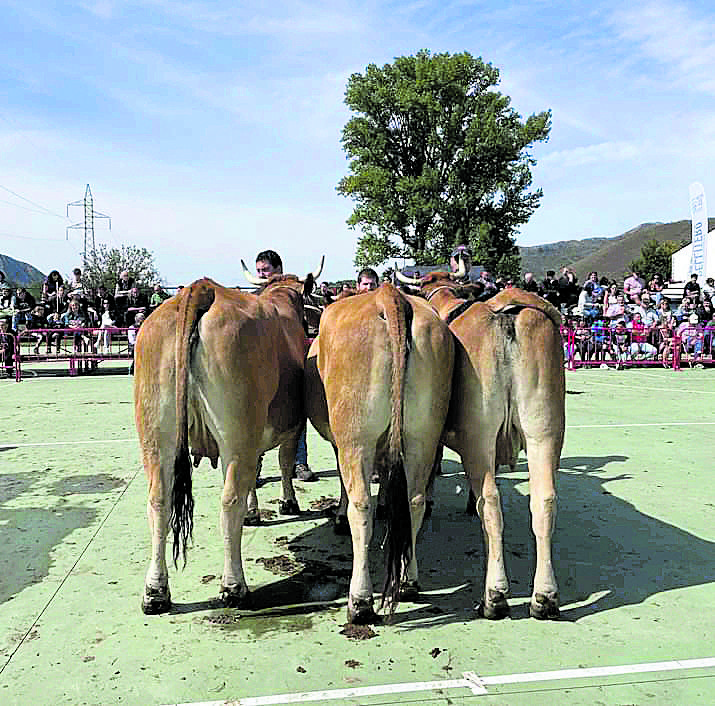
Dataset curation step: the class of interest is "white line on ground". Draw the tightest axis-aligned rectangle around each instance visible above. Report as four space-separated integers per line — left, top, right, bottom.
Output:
165 657 715 705
570 380 715 394
3 420 715 451
0 438 136 449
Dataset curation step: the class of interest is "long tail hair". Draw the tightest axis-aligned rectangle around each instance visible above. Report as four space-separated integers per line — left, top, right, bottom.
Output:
172 278 216 566
376 283 414 615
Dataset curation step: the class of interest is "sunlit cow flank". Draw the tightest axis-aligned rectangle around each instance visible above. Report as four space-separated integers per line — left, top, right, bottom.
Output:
397 268 566 620
134 265 320 614
305 282 454 624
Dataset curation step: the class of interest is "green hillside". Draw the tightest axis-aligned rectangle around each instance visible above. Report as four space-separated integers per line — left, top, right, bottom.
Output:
519 219 714 283
0 254 46 289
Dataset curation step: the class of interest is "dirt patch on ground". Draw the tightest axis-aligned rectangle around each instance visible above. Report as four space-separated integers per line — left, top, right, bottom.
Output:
309 496 339 514
339 624 377 640
255 555 305 575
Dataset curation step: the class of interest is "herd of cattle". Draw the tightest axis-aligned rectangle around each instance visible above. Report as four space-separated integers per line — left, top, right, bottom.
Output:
133 259 565 625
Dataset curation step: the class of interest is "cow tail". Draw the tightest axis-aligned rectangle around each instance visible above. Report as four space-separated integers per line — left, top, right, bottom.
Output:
377 283 413 615
172 279 215 567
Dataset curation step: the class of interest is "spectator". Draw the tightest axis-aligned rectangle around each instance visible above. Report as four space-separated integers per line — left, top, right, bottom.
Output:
318 282 334 305
254 248 316 483
57 297 91 354
357 267 379 292
11 287 37 330
586 271 604 303
590 316 609 361
576 283 600 323
558 267 579 311
521 272 541 294
605 292 628 325
30 305 52 355
66 267 86 300
674 296 695 324
121 286 148 326
623 270 645 302
541 270 560 307
627 293 647 320
42 270 64 307
114 270 135 316
702 277 715 299
0 316 16 376
149 283 170 310
479 270 498 298
628 312 657 360
1 286 13 311
610 319 631 367
683 273 701 302
0 270 8 289
699 296 714 324
127 311 145 375
641 296 659 329
602 282 618 313
648 274 665 306
95 298 117 353
678 312 704 364
449 244 472 279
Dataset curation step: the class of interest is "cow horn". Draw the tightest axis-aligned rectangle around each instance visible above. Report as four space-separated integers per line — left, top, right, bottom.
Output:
241 259 266 286
312 255 325 281
395 269 422 286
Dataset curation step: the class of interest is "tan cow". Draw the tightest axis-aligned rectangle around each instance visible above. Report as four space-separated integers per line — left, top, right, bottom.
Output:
398 270 565 620
305 282 454 624
134 271 315 614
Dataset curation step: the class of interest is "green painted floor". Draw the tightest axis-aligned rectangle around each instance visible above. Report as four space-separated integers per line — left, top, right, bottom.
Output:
1 368 714 705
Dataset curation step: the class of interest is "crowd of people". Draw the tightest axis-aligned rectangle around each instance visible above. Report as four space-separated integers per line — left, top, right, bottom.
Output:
0 267 171 373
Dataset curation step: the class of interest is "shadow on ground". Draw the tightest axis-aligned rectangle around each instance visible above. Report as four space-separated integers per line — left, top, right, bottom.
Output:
175 453 715 629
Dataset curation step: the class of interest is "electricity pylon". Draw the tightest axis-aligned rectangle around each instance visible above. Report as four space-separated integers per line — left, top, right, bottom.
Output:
66 184 111 270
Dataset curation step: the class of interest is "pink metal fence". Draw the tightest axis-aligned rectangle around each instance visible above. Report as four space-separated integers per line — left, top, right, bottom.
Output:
561 324 714 370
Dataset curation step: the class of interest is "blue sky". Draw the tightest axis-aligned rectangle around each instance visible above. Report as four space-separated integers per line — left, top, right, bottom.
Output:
1 0 714 285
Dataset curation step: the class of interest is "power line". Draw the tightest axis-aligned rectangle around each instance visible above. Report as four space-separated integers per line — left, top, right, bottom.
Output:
0 184 67 220
66 184 111 270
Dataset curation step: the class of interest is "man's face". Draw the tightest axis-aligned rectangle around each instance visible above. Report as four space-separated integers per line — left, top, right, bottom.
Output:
357 276 377 292
256 259 280 278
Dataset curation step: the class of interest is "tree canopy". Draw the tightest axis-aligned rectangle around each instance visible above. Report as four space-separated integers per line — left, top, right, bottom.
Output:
83 244 161 290
338 49 551 278
629 238 686 282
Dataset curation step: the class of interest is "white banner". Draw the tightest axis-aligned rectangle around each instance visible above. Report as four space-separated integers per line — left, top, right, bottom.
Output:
689 181 707 279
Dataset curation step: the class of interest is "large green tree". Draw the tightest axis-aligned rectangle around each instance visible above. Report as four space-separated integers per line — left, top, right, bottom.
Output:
338 49 551 278
629 239 686 282
83 244 161 290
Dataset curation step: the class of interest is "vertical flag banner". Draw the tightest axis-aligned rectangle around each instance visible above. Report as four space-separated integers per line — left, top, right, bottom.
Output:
689 182 707 279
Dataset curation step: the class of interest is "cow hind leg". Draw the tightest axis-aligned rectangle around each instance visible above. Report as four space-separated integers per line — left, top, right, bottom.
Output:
341 448 378 624
464 449 510 620
277 438 300 516
219 458 252 607
142 452 172 614
526 440 560 620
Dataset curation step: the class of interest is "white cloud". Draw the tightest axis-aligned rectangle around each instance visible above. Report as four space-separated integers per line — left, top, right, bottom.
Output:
540 140 640 168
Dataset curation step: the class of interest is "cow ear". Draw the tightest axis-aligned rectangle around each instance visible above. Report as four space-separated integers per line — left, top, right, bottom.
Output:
302 273 315 297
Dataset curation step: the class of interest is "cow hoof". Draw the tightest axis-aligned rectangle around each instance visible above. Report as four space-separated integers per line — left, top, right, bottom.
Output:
530 592 560 620
399 580 421 601
475 590 510 620
278 498 300 515
142 586 171 615
374 503 386 521
333 515 350 536
220 585 251 608
244 509 261 526
347 597 378 625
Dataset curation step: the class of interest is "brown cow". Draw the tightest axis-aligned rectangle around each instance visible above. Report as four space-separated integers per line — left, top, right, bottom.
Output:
398 269 565 620
134 271 315 614
305 282 454 624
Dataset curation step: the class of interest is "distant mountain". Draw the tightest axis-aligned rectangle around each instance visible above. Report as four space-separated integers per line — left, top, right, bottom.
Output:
0 253 46 288
518 219 715 283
